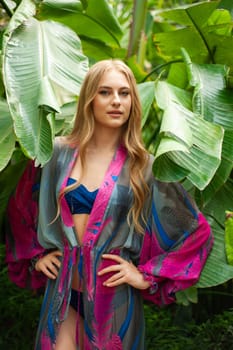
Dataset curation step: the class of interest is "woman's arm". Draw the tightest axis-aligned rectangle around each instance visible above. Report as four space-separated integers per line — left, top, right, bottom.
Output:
137 180 213 306
5 160 47 289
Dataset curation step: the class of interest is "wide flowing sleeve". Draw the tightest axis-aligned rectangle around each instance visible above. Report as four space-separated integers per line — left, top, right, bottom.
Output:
138 179 213 306
5 160 47 289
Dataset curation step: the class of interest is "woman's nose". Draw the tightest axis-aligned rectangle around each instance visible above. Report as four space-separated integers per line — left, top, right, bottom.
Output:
112 92 120 105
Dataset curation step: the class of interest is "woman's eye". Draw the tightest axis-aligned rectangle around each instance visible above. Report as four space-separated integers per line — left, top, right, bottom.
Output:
98 89 130 97
121 91 129 96
99 90 109 96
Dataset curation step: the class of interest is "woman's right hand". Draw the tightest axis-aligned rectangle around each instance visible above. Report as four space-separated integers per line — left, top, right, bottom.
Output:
35 250 63 279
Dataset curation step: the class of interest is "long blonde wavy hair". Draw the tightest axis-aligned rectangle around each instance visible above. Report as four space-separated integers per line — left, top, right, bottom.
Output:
63 59 149 233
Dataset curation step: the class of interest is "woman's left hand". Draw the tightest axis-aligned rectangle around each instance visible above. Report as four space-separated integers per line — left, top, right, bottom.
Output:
97 254 150 290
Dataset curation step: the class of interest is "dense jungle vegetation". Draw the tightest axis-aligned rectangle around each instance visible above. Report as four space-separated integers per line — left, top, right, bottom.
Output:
1 0 233 348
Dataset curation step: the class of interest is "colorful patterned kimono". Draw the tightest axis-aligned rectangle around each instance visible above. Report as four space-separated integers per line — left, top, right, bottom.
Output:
6 138 213 350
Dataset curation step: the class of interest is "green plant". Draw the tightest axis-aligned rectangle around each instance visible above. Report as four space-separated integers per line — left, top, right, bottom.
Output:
0 243 42 349
145 302 233 350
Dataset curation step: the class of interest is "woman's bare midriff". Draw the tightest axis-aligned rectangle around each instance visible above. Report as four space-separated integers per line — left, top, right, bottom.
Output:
71 213 89 291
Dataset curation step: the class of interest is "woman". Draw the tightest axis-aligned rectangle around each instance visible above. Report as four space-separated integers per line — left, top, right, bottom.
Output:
6 59 213 350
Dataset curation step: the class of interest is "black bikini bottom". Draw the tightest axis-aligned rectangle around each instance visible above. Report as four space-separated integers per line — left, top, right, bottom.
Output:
70 289 85 319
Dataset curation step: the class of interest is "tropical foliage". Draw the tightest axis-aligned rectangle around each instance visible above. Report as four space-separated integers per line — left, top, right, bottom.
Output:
1 0 233 304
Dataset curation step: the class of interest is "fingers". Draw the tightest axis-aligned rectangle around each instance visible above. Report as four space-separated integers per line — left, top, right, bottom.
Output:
50 253 62 269
40 263 58 280
98 264 122 276
101 254 124 263
103 272 125 287
98 253 151 290
98 254 130 274
35 250 62 279
98 254 130 286
51 250 63 257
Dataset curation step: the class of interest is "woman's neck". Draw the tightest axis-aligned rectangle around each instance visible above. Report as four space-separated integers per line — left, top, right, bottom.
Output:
89 129 122 154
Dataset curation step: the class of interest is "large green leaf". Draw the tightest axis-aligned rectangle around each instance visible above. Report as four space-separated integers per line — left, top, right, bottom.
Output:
201 130 233 204
4 0 36 35
169 113 223 189
176 286 198 306
40 0 83 12
0 99 16 171
158 1 220 27
204 178 233 227
210 33 233 71
219 0 233 15
138 81 156 127
3 12 88 165
207 4 232 36
154 27 209 62
186 56 233 201
152 0 233 68
81 38 123 62
197 223 233 288
187 61 233 129
153 81 223 189
54 101 77 135
38 0 123 48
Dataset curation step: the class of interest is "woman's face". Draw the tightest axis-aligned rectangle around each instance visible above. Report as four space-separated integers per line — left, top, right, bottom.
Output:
92 68 132 131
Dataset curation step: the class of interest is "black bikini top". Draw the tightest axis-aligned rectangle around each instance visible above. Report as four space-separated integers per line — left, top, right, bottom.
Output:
65 177 98 214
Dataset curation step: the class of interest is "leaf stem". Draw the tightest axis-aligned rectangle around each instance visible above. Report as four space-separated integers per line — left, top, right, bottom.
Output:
186 10 215 63
0 0 13 17
127 0 148 59
140 59 182 82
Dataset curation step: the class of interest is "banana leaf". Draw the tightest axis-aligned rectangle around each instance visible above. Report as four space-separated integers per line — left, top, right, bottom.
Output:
153 80 223 189
197 223 233 288
153 1 233 70
2 2 88 166
38 0 123 48
138 81 156 127
185 54 233 202
0 99 15 171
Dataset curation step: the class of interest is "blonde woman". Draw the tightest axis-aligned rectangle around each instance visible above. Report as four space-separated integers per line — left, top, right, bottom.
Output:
6 59 213 350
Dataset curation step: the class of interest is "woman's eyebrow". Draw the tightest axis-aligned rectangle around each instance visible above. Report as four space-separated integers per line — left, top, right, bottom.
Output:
98 85 111 89
98 85 130 90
